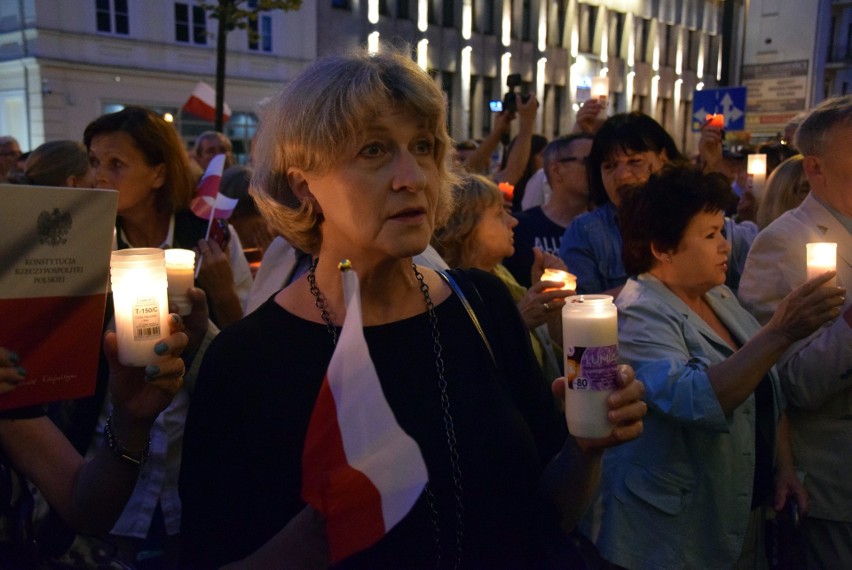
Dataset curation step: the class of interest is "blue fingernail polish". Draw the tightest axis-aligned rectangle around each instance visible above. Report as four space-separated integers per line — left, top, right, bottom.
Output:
145 365 160 377
154 342 169 356
16 367 26 377
8 352 20 365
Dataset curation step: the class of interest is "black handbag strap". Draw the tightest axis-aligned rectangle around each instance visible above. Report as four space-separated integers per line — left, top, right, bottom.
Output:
438 270 497 367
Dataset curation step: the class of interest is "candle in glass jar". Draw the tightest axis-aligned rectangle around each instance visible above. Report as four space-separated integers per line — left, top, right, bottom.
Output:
164 248 196 316
562 295 618 439
590 76 609 119
806 242 837 287
110 248 170 366
541 268 577 292
748 153 767 200
590 76 609 101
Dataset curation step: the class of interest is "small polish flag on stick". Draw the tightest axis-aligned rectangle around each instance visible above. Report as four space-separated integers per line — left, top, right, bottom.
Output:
189 154 239 277
182 81 231 124
302 261 428 564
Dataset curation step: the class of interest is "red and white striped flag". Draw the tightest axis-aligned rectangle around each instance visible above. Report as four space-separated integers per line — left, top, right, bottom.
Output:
182 81 231 124
302 266 428 564
189 155 238 220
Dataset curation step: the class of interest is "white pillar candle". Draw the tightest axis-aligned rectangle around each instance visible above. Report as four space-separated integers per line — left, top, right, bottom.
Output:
748 153 767 200
806 242 837 287
110 248 170 366
540 268 577 292
562 294 618 438
590 76 609 120
590 76 609 101
164 248 196 316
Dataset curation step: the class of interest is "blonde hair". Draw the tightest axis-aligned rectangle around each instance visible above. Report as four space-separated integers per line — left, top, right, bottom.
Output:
251 46 458 254
756 155 809 229
432 174 504 268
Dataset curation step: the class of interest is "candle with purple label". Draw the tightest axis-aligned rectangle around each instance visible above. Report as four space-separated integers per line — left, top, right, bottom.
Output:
562 294 618 438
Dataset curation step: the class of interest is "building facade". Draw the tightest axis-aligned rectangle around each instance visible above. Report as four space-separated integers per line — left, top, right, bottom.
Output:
742 0 852 138
0 0 756 157
0 0 319 159
318 0 731 153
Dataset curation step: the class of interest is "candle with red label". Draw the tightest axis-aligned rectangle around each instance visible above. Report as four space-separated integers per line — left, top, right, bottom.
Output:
705 113 724 128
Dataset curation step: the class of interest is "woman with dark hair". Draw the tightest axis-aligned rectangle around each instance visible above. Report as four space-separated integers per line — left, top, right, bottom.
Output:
558 112 757 296
85 106 252 327
45 106 247 566
585 164 844 569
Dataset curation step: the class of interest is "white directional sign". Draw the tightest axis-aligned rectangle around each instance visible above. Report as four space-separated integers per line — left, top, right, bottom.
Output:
692 87 748 131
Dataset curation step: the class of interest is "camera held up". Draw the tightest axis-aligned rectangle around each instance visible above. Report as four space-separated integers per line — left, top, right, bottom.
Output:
502 73 531 113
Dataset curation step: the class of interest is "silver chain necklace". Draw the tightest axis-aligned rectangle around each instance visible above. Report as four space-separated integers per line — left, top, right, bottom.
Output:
307 259 464 568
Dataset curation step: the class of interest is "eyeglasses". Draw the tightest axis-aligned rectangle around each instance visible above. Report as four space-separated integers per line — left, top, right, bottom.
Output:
556 156 588 165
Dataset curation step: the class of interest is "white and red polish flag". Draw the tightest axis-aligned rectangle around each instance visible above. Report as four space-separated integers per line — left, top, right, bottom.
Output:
302 266 428 564
182 81 231 124
189 155 238 221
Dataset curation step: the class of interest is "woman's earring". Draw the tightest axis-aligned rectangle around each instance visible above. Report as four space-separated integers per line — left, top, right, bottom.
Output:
664 254 673 264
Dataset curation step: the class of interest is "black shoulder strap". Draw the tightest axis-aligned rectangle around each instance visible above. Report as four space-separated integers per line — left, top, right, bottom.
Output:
438 270 496 367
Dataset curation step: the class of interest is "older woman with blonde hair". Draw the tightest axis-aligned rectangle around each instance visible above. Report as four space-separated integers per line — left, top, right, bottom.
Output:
755 155 810 229
180 46 646 568
432 173 572 382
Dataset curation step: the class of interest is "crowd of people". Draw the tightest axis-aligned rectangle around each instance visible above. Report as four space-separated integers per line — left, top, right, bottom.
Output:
1 44 850 569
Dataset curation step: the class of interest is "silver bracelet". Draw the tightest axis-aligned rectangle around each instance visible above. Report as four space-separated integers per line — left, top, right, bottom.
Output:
104 413 150 468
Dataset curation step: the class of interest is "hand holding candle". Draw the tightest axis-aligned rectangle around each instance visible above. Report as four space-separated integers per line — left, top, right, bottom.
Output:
807 242 837 288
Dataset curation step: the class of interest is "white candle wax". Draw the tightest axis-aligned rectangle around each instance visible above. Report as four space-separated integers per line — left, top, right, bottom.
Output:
806 242 837 287
562 295 618 438
747 154 767 200
541 268 577 291
165 248 196 316
590 76 609 120
590 76 609 100
111 249 170 366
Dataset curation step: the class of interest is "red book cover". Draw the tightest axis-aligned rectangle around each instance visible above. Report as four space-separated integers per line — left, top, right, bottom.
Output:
0 184 118 410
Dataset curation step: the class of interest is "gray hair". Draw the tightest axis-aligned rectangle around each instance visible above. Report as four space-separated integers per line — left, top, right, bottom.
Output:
794 95 852 156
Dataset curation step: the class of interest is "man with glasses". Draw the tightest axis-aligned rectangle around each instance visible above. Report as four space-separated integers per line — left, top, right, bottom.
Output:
0 136 22 183
503 134 593 287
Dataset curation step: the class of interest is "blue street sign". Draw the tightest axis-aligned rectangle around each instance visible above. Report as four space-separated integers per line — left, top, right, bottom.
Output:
692 86 747 131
